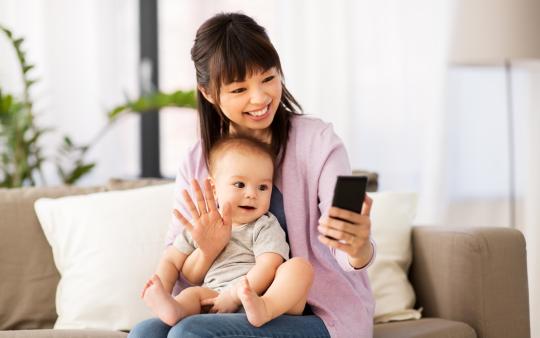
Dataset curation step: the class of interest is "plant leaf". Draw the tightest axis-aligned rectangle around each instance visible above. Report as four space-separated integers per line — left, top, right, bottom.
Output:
23 64 35 74
63 163 96 185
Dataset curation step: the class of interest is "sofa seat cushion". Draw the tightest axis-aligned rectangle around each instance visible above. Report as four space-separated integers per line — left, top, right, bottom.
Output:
0 330 127 338
374 318 476 338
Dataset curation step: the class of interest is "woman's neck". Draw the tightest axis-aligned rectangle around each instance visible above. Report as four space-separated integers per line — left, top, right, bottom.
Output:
229 125 272 144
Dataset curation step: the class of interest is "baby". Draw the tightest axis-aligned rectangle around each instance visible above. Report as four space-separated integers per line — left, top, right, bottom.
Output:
141 134 313 327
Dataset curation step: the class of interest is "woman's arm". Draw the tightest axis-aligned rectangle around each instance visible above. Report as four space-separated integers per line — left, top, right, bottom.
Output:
313 123 375 271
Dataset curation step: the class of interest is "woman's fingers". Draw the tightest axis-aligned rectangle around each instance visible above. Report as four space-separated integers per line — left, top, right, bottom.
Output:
173 209 193 232
191 179 208 215
319 196 374 259
318 225 356 244
362 194 373 217
321 216 358 235
318 234 352 253
328 207 360 224
319 207 371 254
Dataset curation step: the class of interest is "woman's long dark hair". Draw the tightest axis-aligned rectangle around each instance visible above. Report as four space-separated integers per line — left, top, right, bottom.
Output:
190 12 302 169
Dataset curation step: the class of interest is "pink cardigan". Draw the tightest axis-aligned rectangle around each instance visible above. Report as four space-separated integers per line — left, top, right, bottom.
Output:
166 115 375 338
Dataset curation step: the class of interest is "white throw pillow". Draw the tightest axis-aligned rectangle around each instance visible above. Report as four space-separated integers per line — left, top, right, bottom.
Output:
34 183 176 331
367 192 422 323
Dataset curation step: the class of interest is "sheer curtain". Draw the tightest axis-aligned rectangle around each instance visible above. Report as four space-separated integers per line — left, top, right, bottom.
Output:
525 67 540 338
271 0 452 224
0 0 140 186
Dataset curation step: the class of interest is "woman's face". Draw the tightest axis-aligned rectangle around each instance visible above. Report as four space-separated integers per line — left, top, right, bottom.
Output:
203 68 282 140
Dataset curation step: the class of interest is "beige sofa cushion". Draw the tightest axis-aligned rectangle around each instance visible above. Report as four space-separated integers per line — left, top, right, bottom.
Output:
374 318 476 338
0 186 103 330
106 178 173 191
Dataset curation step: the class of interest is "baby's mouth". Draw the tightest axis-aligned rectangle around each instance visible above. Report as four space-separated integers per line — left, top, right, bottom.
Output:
238 205 256 210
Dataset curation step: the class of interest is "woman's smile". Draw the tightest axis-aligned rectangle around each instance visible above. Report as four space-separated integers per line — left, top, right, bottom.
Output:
244 103 271 121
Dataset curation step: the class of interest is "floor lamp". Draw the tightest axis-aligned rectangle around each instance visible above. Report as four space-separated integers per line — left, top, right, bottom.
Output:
449 0 540 228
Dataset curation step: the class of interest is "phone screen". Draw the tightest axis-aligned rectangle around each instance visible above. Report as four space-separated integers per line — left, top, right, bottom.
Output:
331 175 367 214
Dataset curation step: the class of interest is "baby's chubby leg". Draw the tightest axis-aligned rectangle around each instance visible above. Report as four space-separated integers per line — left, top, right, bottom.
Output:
142 274 218 326
238 257 314 327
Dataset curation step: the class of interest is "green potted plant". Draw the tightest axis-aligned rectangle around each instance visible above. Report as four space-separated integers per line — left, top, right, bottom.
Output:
0 25 196 188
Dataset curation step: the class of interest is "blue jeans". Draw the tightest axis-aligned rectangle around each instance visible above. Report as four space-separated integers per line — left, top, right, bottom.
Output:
128 314 330 338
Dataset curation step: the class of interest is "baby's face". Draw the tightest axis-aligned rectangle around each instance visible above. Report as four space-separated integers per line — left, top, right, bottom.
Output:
212 151 273 225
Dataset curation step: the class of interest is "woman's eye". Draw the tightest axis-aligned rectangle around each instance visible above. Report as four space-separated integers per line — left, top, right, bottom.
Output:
258 184 268 191
233 182 245 188
231 87 246 94
263 76 275 83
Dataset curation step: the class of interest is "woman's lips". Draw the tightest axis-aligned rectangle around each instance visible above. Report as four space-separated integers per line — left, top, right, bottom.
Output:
244 103 271 121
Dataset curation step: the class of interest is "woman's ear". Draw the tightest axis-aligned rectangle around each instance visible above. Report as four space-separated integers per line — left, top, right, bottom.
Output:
198 85 215 104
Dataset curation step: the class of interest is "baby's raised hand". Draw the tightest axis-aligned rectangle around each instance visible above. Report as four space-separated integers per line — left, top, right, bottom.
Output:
174 178 232 255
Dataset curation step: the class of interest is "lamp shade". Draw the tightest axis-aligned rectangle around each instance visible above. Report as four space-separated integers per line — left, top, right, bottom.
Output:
450 0 540 65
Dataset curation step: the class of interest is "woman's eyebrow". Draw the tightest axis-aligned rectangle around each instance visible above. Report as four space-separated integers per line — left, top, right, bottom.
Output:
223 68 276 87
223 79 246 87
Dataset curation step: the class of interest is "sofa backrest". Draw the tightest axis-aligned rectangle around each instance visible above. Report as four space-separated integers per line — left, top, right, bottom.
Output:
0 175 376 330
0 185 103 330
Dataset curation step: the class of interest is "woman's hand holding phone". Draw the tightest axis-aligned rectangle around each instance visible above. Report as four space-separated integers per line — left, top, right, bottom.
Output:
318 176 374 269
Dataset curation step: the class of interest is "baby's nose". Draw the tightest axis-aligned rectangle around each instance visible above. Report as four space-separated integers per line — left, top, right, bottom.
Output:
245 187 257 198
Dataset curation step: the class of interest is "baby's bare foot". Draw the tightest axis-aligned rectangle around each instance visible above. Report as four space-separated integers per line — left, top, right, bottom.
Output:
237 277 272 327
143 275 185 326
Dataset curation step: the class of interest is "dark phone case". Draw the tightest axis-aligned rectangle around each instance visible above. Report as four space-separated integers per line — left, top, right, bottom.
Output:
331 176 368 214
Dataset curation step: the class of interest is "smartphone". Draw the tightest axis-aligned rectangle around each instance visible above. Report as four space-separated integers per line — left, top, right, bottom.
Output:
331 175 368 215
322 176 368 241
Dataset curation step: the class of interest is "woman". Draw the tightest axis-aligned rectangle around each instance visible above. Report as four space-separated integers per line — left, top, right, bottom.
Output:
129 12 375 338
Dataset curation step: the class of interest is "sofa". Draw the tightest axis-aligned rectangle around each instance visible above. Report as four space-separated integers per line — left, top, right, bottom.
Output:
0 180 530 338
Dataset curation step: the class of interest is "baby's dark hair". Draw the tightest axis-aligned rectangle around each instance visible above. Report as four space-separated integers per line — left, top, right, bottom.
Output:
208 134 276 176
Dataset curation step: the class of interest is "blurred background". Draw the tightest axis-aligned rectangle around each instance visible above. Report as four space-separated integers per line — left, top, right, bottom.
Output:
1 0 539 336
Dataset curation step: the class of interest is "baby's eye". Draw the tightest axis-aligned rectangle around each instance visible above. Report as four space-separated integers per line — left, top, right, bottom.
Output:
233 182 245 188
263 76 275 83
258 184 269 191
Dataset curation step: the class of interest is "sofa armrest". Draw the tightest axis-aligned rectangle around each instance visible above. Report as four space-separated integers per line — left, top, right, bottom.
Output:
409 226 530 338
